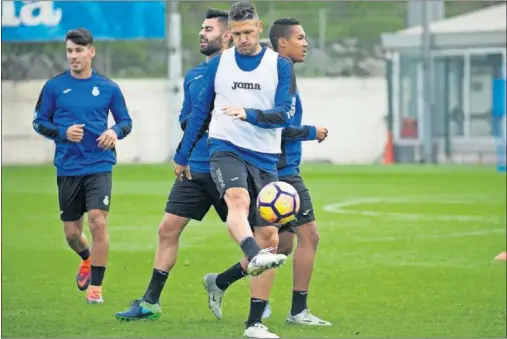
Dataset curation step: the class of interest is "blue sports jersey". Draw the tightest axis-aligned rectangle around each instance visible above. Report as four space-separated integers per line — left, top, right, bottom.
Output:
173 47 297 174
179 62 210 173
33 70 132 176
278 92 317 177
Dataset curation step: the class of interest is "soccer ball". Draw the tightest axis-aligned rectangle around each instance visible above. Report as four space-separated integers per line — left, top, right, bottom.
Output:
256 181 300 225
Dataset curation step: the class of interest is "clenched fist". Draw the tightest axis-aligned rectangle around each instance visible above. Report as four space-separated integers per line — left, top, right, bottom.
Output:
66 124 85 142
315 126 329 143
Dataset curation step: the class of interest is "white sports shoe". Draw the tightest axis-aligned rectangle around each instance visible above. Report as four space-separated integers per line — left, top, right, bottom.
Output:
247 248 287 276
243 323 279 338
202 273 224 319
286 309 332 326
261 302 271 319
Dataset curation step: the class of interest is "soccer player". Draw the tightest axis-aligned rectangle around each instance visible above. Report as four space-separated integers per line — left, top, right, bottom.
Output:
172 2 297 337
32 28 133 304
114 8 232 321
203 18 332 326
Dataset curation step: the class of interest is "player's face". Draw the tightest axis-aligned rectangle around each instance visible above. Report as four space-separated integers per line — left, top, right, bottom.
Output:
230 19 263 55
66 40 95 73
284 25 308 63
200 18 227 56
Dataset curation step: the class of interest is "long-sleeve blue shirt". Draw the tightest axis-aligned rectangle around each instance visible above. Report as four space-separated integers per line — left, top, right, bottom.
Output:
33 70 132 176
173 47 297 174
179 62 211 173
278 92 317 177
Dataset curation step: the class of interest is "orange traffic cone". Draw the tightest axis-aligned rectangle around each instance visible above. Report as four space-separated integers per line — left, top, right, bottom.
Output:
494 251 506 261
383 132 395 165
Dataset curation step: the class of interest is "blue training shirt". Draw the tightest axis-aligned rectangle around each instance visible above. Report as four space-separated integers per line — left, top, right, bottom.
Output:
33 70 133 177
173 47 297 174
278 92 318 177
179 61 210 173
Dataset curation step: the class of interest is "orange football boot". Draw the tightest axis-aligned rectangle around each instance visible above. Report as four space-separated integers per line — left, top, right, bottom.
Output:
86 285 104 304
76 258 91 291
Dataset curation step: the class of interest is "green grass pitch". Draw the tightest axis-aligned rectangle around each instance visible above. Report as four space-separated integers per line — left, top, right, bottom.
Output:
1 164 506 338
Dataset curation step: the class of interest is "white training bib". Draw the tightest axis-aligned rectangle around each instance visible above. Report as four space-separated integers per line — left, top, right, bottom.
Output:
209 47 282 154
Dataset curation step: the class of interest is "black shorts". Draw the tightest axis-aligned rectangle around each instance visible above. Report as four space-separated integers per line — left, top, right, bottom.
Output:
165 172 227 222
57 172 112 222
278 175 315 233
210 151 278 227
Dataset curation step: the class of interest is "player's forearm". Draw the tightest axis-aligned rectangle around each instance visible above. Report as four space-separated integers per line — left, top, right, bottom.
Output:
111 119 132 140
244 57 298 129
244 98 296 129
175 69 216 164
173 112 208 165
33 119 67 141
282 125 317 141
179 100 191 131
179 104 191 131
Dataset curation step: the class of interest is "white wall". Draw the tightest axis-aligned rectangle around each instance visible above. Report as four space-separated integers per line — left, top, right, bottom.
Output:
1 77 387 166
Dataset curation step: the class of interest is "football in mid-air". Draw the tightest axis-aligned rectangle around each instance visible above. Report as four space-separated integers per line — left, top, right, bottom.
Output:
256 181 300 225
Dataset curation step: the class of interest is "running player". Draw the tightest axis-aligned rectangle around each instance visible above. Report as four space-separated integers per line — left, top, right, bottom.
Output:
33 28 133 304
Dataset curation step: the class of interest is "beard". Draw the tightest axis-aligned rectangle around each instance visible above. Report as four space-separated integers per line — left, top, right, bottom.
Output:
200 38 222 56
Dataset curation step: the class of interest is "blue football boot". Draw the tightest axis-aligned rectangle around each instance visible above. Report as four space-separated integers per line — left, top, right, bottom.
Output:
115 299 162 321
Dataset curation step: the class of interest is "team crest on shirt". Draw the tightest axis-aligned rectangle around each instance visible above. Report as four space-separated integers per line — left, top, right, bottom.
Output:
92 86 100 96
103 195 109 206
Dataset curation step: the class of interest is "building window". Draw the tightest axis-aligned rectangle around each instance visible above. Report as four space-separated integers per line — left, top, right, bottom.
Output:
433 56 465 138
469 53 503 137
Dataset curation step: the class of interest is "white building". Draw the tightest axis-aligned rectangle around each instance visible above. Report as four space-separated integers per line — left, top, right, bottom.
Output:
381 3 506 163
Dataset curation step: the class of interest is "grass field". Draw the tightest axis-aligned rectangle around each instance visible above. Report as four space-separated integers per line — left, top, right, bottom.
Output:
2 164 506 338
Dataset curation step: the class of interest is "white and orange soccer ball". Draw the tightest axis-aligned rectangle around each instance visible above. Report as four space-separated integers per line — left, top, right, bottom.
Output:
256 181 300 225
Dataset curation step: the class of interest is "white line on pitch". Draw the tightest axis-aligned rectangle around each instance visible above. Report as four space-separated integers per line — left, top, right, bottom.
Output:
323 198 503 223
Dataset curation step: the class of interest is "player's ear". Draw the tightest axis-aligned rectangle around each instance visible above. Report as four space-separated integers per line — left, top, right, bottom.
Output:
278 37 288 49
258 20 263 33
89 45 96 58
223 29 231 45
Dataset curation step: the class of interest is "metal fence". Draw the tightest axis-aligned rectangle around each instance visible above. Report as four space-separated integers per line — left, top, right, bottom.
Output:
2 1 406 80
1 1 498 81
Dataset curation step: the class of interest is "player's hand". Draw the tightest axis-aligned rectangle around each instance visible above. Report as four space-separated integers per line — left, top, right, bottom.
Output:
222 106 246 120
66 124 85 142
315 126 329 143
172 161 192 181
97 129 117 149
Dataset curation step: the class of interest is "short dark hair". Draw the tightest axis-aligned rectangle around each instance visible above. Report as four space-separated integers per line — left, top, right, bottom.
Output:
65 28 93 46
205 7 229 27
269 18 300 51
229 1 258 22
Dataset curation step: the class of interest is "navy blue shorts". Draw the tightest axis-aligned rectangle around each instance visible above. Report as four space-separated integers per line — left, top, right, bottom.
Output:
57 172 112 222
165 172 227 222
278 175 315 233
210 151 278 227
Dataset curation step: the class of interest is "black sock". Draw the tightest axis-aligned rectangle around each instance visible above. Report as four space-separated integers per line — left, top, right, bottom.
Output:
291 290 308 315
240 237 261 261
143 269 169 304
246 298 267 328
90 265 106 286
215 262 247 291
78 248 90 261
